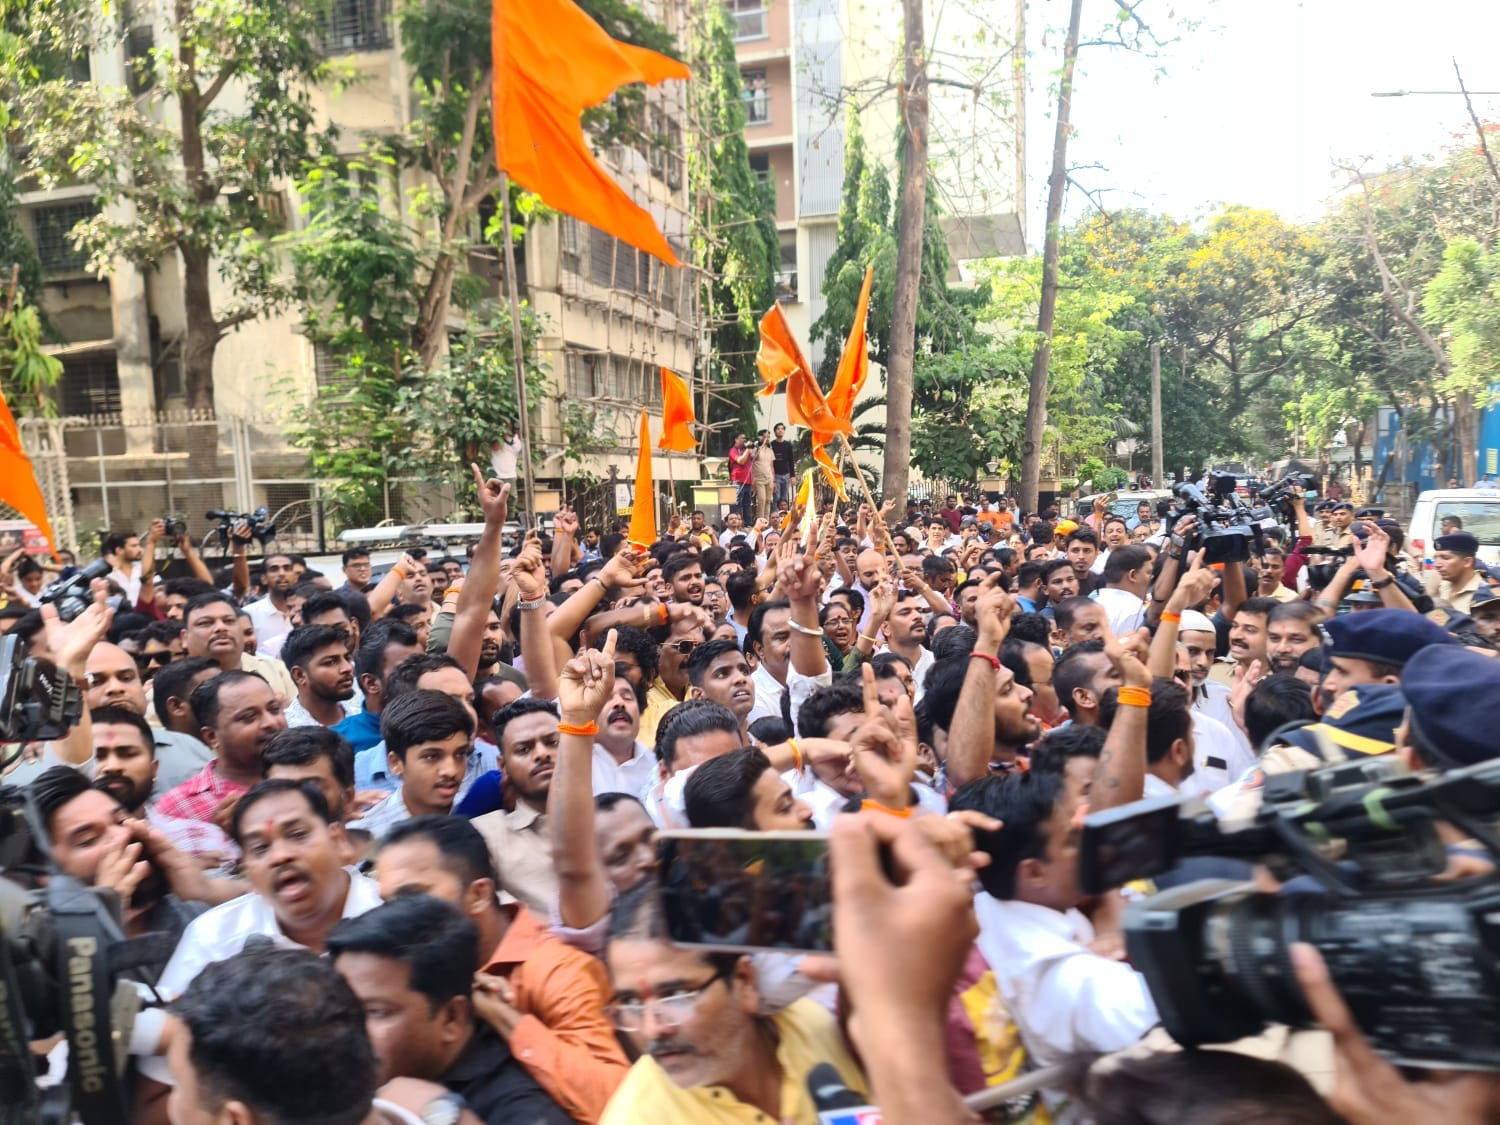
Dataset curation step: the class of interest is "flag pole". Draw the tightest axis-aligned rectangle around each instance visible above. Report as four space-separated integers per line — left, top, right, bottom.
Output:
665 447 676 539
834 430 902 559
498 172 539 529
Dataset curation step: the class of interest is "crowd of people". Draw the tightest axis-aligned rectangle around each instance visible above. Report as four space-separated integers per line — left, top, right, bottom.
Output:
4 465 1500 1124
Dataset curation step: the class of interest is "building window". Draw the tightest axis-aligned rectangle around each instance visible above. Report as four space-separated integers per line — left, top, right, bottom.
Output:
648 106 666 181
32 201 96 272
59 353 121 416
742 69 769 126
729 0 767 40
561 218 583 273
313 343 358 396
320 0 392 53
567 350 605 398
776 231 798 303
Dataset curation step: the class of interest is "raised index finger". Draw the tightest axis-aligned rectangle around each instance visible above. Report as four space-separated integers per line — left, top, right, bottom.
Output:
859 660 880 716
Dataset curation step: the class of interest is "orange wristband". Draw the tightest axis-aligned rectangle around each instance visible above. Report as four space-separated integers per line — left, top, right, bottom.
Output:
861 799 913 819
788 737 803 771
1116 686 1152 708
557 721 599 737
655 604 670 626
1160 612 1181 624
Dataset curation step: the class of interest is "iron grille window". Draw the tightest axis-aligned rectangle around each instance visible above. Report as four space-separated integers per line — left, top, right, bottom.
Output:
59 354 121 416
320 0 392 52
313 343 356 395
32 202 95 272
730 0 767 39
742 69 769 125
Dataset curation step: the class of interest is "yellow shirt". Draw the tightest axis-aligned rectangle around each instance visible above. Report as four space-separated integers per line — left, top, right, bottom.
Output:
639 677 683 749
598 1000 866 1125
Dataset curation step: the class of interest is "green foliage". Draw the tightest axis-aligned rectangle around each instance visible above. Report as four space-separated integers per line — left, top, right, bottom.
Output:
1423 237 1500 408
687 1 778 448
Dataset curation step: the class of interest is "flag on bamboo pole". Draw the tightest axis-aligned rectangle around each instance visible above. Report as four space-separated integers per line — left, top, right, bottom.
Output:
826 264 873 423
626 411 657 547
658 367 696 452
0 388 55 554
492 0 689 266
755 303 810 397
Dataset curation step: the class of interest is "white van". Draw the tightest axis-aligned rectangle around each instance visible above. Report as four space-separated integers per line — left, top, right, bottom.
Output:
1405 489 1500 570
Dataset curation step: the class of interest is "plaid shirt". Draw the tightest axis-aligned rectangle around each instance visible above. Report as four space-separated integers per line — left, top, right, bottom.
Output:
346 786 413 841
147 803 240 873
154 762 248 825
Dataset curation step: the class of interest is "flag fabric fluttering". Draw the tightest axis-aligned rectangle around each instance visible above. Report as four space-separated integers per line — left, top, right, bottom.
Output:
626 411 657 547
826 264 873 422
756 305 853 500
755 303 809 397
492 0 689 267
0 388 55 554
658 367 697 452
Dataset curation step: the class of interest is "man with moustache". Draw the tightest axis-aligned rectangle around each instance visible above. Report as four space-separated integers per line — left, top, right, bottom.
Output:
181 591 298 707
473 699 562 914
592 668 656 797
663 554 706 607
281 623 359 728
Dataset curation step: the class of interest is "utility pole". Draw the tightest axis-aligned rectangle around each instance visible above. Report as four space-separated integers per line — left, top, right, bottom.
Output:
881 0 928 506
1150 341 1163 487
1019 0 1085 513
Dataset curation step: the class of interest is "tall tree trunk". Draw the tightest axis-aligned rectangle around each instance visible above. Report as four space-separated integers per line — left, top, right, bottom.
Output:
1019 0 1084 513
417 250 458 372
880 0 928 506
180 244 218 413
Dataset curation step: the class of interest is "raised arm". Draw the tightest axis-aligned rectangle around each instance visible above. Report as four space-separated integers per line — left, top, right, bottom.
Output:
946 579 1011 789
1091 623 1151 814
780 536 828 678
367 552 419 620
1147 557 1214 679
176 532 214 585
550 505 580 578
1352 525 1418 614
551 548 645 644
44 582 114 766
512 534 558 702
449 466 510 678
550 631 619 930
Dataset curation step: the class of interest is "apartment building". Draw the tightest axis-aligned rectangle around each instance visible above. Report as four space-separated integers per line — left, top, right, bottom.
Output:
15 0 697 545
730 0 1026 420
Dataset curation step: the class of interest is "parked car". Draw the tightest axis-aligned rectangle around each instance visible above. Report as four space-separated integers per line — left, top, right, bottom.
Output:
1405 489 1500 570
1075 490 1174 522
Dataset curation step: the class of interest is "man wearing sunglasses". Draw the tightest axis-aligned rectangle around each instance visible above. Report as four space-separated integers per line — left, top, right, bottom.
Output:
84 640 215 791
600 882 865 1124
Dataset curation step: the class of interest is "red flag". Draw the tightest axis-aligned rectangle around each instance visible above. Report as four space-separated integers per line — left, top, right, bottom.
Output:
827 265 873 422
493 0 689 266
658 367 696 452
0 389 55 553
626 411 657 547
756 303 812 397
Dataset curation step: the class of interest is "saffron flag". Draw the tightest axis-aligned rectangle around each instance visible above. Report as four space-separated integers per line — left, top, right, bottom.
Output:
658 367 696 452
0 388 55 554
755 303 811 397
626 411 657 547
493 0 689 266
827 265 873 422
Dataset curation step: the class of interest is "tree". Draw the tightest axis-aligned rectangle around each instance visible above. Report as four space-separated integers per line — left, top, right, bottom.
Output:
6 0 334 412
686 0 778 447
0 176 59 411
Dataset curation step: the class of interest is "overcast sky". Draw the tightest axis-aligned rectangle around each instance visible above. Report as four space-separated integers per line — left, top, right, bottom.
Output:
1023 0 1500 237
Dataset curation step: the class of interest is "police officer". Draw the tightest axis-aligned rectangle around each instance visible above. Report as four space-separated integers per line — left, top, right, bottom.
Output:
1424 531 1488 615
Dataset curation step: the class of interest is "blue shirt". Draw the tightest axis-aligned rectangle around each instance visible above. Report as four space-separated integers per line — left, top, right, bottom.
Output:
333 707 384 754
354 739 500 799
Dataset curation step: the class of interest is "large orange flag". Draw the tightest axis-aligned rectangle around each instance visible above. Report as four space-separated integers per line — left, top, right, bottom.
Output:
658 367 696 452
0 388 55 553
626 411 657 547
826 265 873 422
493 0 689 266
756 303 810 397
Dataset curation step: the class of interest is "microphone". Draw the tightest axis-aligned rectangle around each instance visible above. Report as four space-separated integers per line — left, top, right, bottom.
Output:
807 1062 881 1124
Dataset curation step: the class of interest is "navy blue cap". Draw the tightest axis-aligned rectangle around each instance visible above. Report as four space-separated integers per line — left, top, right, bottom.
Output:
1279 683 1406 759
1435 531 1480 556
1323 609 1457 667
1331 500 1354 512
1402 645 1500 767
1470 586 1500 613
1355 507 1385 518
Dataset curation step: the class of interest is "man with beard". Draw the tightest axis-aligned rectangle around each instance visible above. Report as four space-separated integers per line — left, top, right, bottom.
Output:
282 624 358 728
701 578 729 626
1099 679 1196 796
245 553 300 646
478 603 506 677
85 641 214 789
155 670 288 830
1039 559 1080 613
878 591 934 702
131 778 383 1100
1215 596 1278 687
684 747 813 830
473 698 561 914
91 705 237 868
599 883 865 1125
1264 601 1323 675
663 553 705 607
337 620 424 758
931 585 1041 789
1064 528 1103 595
592 668 655 797
182 591 298 708
1051 641 1123 730
350 691 475 841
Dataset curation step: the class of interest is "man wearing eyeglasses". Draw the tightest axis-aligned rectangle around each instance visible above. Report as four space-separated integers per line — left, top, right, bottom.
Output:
600 882 865 1124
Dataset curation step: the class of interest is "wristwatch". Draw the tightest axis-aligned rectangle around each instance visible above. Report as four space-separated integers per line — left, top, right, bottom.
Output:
420 1092 468 1125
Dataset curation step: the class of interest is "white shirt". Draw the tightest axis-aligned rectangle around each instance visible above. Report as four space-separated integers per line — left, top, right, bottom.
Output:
719 527 759 550
490 435 521 479
1092 586 1146 635
1193 679 1254 760
1142 772 1178 799
973 894 1158 1070
282 692 360 729
109 562 143 605
243 595 295 645
748 665 834 732
1180 709 1258 799
591 739 657 796
134 868 383 1083
878 646 934 703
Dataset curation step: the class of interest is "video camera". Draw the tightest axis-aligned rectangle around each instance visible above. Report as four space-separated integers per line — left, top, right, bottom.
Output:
207 506 275 549
0 636 168 1123
1169 471 1272 565
37 560 115 626
1080 756 1500 1069
1254 472 1317 525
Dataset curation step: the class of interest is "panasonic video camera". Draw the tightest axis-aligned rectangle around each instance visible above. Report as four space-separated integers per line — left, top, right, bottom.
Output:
1169 472 1273 565
208 506 276 549
0 634 168 1123
1079 756 1500 1070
